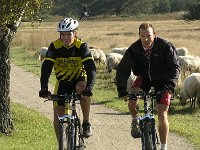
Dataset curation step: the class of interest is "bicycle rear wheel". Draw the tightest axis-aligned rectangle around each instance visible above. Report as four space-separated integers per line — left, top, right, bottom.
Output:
74 118 84 150
141 121 154 150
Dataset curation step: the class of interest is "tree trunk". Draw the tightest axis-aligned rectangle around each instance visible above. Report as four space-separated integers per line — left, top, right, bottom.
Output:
115 0 122 16
0 26 14 134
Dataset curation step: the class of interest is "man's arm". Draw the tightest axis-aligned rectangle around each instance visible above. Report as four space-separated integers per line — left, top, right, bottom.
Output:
81 43 96 94
83 59 96 91
40 60 54 90
116 49 133 97
165 43 180 91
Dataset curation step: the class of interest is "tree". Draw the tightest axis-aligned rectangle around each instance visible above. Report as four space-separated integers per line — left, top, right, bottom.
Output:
184 2 200 20
51 0 82 17
170 0 185 12
158 0 170 13
0 0 52 134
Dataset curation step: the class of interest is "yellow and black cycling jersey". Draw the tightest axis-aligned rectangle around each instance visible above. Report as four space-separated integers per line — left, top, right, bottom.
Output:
40 38 96 90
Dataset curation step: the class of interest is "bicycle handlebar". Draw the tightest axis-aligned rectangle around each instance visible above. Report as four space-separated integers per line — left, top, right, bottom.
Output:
128 90 164 100
44 93 82 102
128 90 173 101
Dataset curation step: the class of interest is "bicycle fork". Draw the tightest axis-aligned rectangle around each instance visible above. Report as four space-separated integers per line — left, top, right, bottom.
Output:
139 116 159 150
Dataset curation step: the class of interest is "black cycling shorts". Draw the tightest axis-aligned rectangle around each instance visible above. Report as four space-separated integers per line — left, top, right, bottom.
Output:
53 76 85 107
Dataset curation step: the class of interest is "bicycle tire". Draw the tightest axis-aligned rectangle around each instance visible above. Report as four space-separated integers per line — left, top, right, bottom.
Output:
141 121 154 150
75 118 84 150
150 119 158 150
66 123 75 150
58 123 65 150
73 118 78 148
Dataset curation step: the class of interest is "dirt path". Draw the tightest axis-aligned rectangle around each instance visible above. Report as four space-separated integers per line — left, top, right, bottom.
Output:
10 64 196 150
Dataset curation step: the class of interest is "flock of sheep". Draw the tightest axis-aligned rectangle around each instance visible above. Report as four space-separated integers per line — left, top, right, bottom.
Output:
177 53 200 108
38 46 200 109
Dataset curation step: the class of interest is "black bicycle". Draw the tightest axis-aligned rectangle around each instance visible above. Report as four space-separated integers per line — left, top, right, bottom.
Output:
129 87 160 150
45 91 84 150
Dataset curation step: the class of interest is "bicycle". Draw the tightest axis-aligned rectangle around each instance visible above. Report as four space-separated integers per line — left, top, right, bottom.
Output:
45 91 85 150
129 87 160 150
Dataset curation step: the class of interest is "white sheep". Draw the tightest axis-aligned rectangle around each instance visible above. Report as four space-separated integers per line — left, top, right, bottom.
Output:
114 71 136 93
126 72 137 93
110 47 128 55
106 53 123 73
89 48 106 65
38 47 48 61
178 55 200 79
89 46 99 49
179 73 200 108
176 47 188 56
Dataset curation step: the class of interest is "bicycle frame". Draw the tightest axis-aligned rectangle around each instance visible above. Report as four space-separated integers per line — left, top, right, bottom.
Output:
131 90 159 150
140 92 159 150
47 92 84 150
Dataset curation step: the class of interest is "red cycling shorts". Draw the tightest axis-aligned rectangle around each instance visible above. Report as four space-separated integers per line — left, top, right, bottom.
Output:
159 91 171 106
132 76 143 88
132 76 171 106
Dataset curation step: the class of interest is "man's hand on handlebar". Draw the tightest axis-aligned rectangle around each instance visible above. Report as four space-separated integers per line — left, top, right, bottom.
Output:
118 90 129 101
81 87 93 97
80 87 93 101
164 81 175 94
39 88 51 98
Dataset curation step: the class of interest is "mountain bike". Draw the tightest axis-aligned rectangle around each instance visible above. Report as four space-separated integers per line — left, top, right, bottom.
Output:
129 87 160 150
45 91 84 150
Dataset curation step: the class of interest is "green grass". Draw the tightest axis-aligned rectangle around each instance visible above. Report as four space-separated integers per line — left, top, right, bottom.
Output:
0 102 57 150
10 47 41 76
10 46 200 149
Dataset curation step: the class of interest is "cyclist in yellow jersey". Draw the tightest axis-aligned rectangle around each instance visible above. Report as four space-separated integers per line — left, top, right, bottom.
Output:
39 18 96 139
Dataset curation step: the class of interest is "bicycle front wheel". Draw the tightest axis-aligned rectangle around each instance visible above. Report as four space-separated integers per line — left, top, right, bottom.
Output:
141 121 154 150
58 123 65 150
66 123 75 150
57 122 75 150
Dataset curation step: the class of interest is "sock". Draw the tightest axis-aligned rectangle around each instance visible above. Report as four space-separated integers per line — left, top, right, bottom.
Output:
161 143 167 150
83 120 89 123
132 117 139 123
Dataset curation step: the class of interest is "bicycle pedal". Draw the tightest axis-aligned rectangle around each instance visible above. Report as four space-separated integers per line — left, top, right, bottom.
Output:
76 145 85 150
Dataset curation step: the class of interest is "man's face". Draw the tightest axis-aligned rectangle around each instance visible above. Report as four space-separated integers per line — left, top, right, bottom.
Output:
139 27 156 49
60 31 76 46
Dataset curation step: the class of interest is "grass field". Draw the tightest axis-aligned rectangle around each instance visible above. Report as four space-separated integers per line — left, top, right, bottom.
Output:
0 103 57 149
12 19 200 56
7 19 200 149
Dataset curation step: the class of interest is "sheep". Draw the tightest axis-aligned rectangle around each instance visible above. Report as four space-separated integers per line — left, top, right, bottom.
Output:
179 73 200 108
110 47 128 55
106 53 123 73
176 47 188 56
38 47 48 61
89 48 106 66
177 55 200 79
89 46 99 49
114 71 136 93
126 72 137 93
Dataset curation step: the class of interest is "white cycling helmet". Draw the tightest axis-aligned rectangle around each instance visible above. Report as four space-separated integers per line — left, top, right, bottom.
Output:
57 18 79 32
